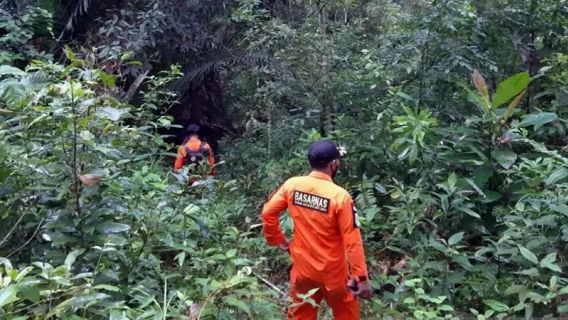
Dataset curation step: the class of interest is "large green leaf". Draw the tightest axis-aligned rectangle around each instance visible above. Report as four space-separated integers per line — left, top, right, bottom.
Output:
464 85 487 110
64 249 85 270
545 168 568 187
492 72 530 108
451 255 473 270
491 150 517 169
187 214 210 238
0 65 26 76
0 285 19 307
19 285 40 304
472 166 495 186
518 245 538 265
515 268 540 277
558 303 568 314
447 172 458 189
448 232 464 246
97 107 131 121
456 207 481 219
95 222 131 234
559 286 568 295
550 204 568 217
484 299 509 312
504 285 527 296
539 253 562 273
519 112 557 129
223 295 251 315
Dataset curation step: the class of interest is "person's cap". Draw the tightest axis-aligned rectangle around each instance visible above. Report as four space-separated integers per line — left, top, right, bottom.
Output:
186 124 200 133
308 139 342 164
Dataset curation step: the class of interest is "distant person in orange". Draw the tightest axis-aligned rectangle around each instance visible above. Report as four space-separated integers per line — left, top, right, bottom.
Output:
261 139 372 320
174 124 215 175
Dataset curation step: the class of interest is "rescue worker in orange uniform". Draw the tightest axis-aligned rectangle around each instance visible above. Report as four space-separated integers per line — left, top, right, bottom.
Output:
174 124 215 174
262 139 372 320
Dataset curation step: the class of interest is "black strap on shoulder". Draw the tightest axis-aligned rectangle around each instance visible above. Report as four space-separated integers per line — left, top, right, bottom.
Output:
200 141 210 157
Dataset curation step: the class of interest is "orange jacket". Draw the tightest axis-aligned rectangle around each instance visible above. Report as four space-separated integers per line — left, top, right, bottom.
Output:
174 137 215 173
262 171 369 286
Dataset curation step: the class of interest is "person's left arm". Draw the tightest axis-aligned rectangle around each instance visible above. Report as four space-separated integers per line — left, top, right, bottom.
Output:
205 143 215 175
337 194 369 286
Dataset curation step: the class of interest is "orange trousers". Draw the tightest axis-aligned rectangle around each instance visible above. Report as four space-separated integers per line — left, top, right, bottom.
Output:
287 267 359 320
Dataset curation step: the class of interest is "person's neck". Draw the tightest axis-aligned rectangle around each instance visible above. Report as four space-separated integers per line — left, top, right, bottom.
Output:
311 169 333 178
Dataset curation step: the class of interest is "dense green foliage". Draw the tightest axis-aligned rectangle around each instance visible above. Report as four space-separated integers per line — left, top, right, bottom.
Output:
1 0 568 319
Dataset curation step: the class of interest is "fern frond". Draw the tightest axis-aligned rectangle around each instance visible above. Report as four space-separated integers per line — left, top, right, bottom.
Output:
0 80 25 107
355 179 378 210
20 71 50 91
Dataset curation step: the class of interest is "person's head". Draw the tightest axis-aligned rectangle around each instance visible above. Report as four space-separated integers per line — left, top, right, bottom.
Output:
186 124 200 136
308 139 344 177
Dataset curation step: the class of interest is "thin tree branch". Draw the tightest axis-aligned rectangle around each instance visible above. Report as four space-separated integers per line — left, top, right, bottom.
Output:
124 68 151 103
0 211 27 248
253 272 285 296
7 218 45 258
71 81 81 216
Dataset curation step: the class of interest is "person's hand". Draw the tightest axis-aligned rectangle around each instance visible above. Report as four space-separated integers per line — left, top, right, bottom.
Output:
278 239 290 251
348 279 372 299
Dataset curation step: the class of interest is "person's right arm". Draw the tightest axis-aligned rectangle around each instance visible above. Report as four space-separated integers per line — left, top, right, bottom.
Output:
261 184 289 247
174 146 185 171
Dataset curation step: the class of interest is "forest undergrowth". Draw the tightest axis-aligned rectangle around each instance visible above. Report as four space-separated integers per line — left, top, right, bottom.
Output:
1 1 568 319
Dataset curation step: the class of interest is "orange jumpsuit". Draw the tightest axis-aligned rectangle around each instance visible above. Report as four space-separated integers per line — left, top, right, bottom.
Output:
262 171 369 320
174 136 215 174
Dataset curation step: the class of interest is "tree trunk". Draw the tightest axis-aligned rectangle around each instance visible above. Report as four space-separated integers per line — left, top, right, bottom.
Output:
169 73 228 151
318 2 329 137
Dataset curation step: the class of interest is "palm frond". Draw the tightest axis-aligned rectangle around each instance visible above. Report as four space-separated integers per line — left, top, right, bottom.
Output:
57 0 91 41
174 50 269 91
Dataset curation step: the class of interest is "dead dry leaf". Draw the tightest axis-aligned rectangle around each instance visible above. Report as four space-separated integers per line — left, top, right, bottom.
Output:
472 69 489 98
79 174 102 186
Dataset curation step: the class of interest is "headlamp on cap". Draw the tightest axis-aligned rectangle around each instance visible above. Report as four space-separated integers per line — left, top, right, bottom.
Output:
337 145 347 157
